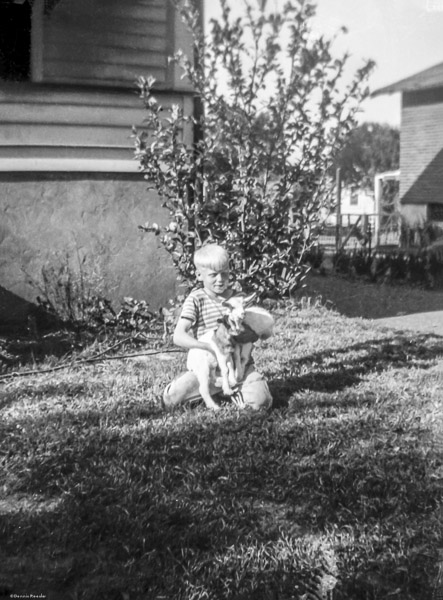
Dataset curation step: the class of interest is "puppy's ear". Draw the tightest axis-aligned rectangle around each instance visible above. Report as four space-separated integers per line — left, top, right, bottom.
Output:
244 292 257 307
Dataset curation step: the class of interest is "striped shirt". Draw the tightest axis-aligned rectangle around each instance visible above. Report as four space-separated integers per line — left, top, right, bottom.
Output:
180 287 234 339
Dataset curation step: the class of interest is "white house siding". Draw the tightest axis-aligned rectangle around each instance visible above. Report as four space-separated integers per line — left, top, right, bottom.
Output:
0 83 194 160
340 188 375 219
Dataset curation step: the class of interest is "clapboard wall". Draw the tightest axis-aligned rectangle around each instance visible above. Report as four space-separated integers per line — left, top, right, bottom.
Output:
41 0 173 87
0 84 194 161
0 0 196 160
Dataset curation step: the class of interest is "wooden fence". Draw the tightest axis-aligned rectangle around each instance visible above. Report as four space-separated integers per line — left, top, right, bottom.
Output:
318 213 401 253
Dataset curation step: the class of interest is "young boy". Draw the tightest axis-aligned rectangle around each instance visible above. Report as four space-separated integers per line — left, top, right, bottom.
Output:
163 244 273 410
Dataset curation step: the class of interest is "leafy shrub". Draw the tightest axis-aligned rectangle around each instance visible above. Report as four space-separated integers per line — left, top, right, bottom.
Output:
23 253 109 327
134 0 374 299
333 247 443 289
400 222 443 250
304 245 325 270
24 254 167 338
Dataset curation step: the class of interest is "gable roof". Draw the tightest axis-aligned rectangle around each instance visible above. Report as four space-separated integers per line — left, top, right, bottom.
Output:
372 61 443 97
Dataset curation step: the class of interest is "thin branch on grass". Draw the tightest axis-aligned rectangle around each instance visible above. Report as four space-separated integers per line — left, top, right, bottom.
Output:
87 334 143 360
0 348 184 381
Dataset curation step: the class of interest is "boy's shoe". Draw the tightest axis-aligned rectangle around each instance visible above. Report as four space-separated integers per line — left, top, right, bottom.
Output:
162 383 176 410
160 386 169 410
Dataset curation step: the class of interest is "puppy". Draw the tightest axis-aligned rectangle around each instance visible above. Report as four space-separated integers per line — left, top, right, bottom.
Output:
186 293 255 410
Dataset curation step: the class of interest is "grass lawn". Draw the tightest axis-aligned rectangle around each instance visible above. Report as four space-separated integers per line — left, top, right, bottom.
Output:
1 303 442 599
300 271 443 319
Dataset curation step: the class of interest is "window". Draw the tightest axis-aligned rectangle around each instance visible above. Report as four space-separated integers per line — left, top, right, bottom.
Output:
429 203 443 221
350 190 358 206
0 0 32 81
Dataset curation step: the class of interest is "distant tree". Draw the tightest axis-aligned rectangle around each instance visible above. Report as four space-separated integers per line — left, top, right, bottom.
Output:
333 122 399 189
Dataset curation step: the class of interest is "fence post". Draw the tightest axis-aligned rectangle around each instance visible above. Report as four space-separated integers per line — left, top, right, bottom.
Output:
335 168 342 253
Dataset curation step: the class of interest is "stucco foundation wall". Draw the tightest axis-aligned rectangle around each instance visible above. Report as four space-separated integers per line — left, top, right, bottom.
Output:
0 172 177 315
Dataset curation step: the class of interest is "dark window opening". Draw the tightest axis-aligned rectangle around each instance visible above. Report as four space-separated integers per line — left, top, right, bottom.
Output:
0 0 32 81
429 203 443 222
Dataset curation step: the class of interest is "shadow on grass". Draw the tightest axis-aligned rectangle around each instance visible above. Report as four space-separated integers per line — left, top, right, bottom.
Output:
269 331 443 408
1 387 441 599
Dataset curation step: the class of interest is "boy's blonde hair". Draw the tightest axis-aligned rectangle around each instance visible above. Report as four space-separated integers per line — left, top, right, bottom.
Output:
194 244 230 271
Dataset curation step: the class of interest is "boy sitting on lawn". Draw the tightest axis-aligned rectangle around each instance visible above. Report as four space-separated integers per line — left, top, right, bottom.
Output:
163 244 273 410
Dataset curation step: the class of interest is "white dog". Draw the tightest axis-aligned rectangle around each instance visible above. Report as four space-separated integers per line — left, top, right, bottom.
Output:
187 294 274 410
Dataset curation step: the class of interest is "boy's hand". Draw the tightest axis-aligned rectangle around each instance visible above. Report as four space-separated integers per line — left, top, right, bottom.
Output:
203 342 217 356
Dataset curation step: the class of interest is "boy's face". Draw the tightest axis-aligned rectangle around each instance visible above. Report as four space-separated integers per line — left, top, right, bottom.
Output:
197 266 230 296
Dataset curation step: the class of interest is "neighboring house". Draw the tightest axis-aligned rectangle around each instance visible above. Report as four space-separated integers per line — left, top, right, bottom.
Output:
319 185 375 251
339 186 375 224
320 180 403 249
0 0 200 328
373 61 443 228
322 185 375 228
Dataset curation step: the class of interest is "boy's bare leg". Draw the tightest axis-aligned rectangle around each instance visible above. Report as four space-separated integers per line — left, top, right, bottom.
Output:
163 371 222 409
163 367 272 411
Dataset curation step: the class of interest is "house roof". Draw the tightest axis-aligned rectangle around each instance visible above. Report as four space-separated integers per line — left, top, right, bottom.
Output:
372 61 443 97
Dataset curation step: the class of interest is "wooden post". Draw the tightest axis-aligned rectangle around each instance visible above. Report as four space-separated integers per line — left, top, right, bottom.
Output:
335 168 342 253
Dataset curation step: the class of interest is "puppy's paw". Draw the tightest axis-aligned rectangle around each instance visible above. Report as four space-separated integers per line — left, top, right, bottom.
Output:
222 384 234 396
228 374 238 387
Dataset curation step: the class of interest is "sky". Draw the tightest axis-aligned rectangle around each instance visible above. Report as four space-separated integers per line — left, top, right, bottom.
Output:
203 0 443 127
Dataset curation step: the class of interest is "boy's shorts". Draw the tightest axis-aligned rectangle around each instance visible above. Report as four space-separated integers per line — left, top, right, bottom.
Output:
163 365 272 410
